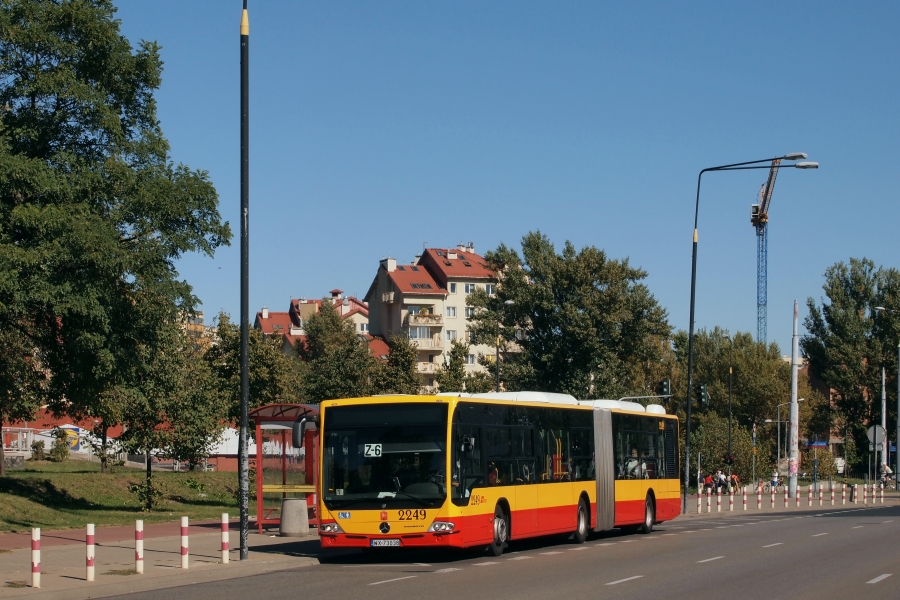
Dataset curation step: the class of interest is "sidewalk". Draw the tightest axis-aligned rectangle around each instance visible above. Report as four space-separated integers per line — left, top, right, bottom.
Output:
0 520 329 600
682 486 898 518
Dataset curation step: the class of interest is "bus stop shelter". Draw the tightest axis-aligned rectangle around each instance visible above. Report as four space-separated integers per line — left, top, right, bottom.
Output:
249 403 318 533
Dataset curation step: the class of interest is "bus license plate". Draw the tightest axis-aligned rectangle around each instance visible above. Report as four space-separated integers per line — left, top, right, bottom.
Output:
370 539 401 547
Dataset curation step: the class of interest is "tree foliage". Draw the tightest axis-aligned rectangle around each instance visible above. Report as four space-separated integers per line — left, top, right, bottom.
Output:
206 313 302 418
0 0 230 467
802 258 900 471
467 231 671 398
0 326 45 475
435 340 468 393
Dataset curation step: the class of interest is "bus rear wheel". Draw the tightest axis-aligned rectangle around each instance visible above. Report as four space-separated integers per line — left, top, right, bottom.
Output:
489 505 509 556
639 495 654 534
573 498 589 544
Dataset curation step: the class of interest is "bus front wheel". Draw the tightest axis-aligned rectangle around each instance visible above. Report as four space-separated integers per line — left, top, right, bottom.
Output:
489 505 509 556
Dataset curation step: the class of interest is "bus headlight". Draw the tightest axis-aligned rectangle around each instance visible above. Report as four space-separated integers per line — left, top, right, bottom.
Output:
320 522 344 534
427 521 455 532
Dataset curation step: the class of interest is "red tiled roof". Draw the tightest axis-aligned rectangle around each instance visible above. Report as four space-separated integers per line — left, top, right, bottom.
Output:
420 248 494 283
386 265 446 296
367 336 391 360
254 311 294 335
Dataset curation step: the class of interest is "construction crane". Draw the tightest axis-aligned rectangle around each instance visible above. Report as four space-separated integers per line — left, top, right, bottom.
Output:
750 159 782 344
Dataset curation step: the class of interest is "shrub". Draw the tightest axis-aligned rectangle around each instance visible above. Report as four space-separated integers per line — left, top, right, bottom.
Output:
30 440 46 461
49 428 70 462
129 479 164 511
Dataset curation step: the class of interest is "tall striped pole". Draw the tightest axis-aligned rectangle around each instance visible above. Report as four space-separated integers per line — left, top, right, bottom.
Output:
181 517 189 569
31 528 40 588
221 513 230 564
135 520 144 574
86 523 95 582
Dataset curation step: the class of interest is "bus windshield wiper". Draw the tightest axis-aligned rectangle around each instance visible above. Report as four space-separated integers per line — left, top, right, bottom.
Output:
386 490 435 507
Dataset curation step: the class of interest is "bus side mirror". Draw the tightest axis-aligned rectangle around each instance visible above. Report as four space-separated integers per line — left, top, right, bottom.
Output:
291 416 318 449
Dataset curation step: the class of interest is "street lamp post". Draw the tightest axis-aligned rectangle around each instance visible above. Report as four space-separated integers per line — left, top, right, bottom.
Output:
496 300 515 392
874 306 899 489
682 153 818 514
776 398 804 472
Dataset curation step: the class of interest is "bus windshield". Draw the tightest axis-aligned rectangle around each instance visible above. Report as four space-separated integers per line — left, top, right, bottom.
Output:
322 403 448 510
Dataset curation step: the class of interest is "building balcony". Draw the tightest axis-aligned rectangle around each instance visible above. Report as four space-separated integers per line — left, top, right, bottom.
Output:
411 338 443 349
417 363 440 374
406 313 443 326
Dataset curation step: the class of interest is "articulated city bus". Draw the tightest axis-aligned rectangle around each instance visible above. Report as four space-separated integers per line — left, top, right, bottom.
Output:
311 392 680 555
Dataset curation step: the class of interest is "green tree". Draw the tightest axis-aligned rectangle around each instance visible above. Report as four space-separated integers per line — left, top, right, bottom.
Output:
802 258 900 472
206 313 303 419
690 412 766 487
0 327 45 476
435 340 468 393
0 0 230 467
467 231 671 398
371 335 421 395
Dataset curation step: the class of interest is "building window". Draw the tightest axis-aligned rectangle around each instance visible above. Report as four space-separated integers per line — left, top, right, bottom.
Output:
450 282 457 294
467 354 476 365
464 330 471 342
446 307 457 318
486 284 495 296
409 326 430 339
407 305 421 315
465 284 476 294
465 307 475 319
446 330 457 341
359 323 369 333
428 354 434 363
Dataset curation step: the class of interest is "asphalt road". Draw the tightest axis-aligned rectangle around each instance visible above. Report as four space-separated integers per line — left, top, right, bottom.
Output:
106 504 900 600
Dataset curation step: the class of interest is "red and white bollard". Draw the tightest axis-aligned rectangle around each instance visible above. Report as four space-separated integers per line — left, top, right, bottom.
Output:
706 488 711 513
717 489 721 512
180 516 189 569
31 528 40 588
770 488 775 508
881 482 884 504
743 487 747 510
757 487 762 510
808 485 813 506
818 487 823 506
135 520 144 574
831 485 835 506
698 490 702 513
221 513 229 564
795 485 800 507
863 483 868 505
784 486 789 508
854 484 859 504
842 483 846 505
729 489 734 511
86 523 95 582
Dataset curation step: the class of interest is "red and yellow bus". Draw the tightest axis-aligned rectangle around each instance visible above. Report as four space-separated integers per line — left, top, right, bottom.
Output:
313 391 679 555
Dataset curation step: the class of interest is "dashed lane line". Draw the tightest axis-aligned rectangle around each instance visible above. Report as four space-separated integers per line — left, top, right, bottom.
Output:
569 547 587 550
853 526 864 529
540 551 563 555
605 575 643 586
507 555 532 561
474 562 498 567
763 543 783 548
866 574 892 584
812 533 828 537
698 556 725 563
433 568 460 574
370 576 417 586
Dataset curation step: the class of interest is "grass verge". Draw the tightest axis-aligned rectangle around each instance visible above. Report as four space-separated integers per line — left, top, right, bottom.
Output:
0 461 240 533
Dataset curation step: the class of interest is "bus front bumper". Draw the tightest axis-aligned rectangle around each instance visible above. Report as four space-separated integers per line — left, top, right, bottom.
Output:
319 530 464 548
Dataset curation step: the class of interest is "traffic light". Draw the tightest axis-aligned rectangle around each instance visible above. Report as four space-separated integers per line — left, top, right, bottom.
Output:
656 378 671 397
694 383 710 407
723 453 735 465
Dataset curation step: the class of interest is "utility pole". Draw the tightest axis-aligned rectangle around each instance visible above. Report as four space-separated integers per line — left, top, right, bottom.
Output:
789 301 800 498
881 367 887 476
728 365 733 481
238 0 250 561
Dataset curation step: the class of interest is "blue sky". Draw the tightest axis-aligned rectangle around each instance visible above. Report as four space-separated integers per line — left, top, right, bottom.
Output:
114 1 900 353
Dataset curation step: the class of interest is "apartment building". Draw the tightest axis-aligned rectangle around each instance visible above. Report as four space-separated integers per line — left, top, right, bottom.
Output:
364 243 496 389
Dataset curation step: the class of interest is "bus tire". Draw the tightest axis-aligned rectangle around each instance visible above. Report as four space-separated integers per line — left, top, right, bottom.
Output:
573 498 589 544
489 505 509 556
639 494 654 534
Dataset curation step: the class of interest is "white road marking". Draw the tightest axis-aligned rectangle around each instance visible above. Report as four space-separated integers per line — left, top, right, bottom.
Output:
882 520 894 523
433 568 460 574
474 562 498 567
698 556 724 563
619 539 635 543
683 530 697 533
662 533 677 536
595 543 615 546
812 533 828 537
540 551 563 555
853 526 864 529
866 574 892 584
569 547 587 550
413 563 432 566
370 576 417 586
763 543 783 548
605 575 643 585
507 555 532 560
343 564 404 568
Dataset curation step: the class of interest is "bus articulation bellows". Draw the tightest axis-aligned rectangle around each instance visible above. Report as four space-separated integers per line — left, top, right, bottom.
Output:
312 391 680 555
